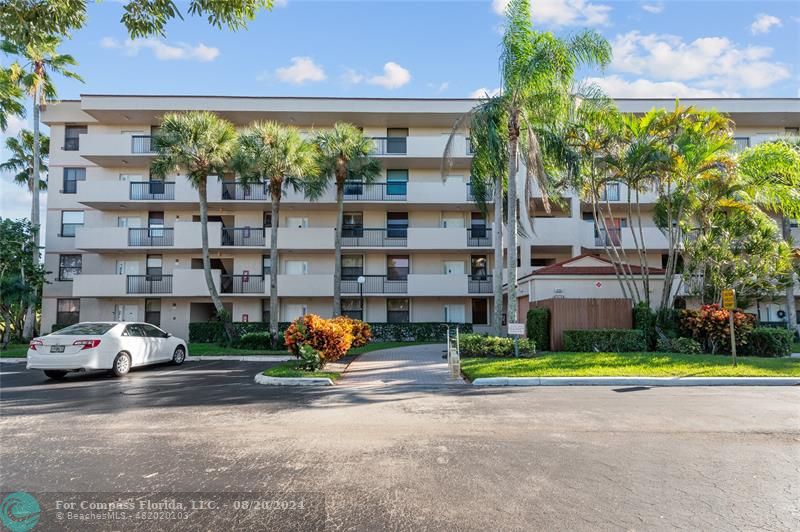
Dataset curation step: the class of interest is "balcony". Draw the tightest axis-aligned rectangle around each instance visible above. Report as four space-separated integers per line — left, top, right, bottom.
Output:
79 133 157 165
466 182 494 202
341 275 408 294
370 137 408 155
466 227 492 247
468 275 493 294
221 181 269 201
221 274 265 294
344 181 407 201
342 228 407 248
130 181 175 201
131 135 154 154
128 227 174 247
585 225 669 250
127 274 173 294
277 274 334 297
221 227 266 247
367 135 472 168
77 179 208 209
407 274 466 296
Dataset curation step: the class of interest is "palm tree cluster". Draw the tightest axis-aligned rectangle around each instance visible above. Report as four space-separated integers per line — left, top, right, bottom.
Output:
150 113 381 344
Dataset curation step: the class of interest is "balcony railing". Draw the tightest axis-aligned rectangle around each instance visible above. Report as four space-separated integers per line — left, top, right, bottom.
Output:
468 275 493 294
221 227 266 246
467 182 493 202
343 181 407 201
128 228 175 246
221 274 265 294
131 135 154 154
127 274 173 294
370 137 407 155
342 227 407 247
595 228 622 247
130 181 175 200
467 227 492 247
221 181 269 201
341 275 407 294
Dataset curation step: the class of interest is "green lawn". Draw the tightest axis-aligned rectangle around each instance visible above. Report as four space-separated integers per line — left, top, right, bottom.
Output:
460 352 800 379
262 361 341 380
189 340 438 357
0 344 28 358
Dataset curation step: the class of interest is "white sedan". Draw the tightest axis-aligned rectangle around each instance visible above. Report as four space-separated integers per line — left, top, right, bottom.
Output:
27 322 188 380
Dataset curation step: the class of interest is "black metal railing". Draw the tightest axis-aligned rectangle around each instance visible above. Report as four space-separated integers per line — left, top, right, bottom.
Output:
343 181 407 201
341 275 407 294
221 274 265 294
467 227 492 247
221 227 266 246
131 135 154 154
467 182 494 202
468 275 493 294
341 267 364 279
130 181 175 200
221 181 269 200
127 274 173 294
370 137 407 155
595 228 622 247
128 228 174 246
342 228 407 247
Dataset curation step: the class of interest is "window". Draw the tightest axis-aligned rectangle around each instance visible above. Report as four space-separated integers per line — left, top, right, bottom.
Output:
146 255 163 277
262 254 271 276
601 182 620 202
286 216 308 228
56 299 80 325
342 299 363 320
284 260 308 275
343 212 363 237
471 255 488 278
531 258 555 267
733 137 750 153
60 211 84 237
122 324 146 337
387 299 409 323
62 168 86 194
386 212 408 238
386 128 408 154
56 322 114 335
387 256 409 281
470 212 487 237
141 323 167 338
144 299 161 327
58 254 82 281
342 255 363 280
64 125 87 151
386 169 408 195
263 212 272 228
472 299 488 325
117 216 141 228
262 299 270 323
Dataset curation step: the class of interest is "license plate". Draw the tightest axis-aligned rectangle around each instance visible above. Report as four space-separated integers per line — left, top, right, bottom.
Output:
50 345 65 353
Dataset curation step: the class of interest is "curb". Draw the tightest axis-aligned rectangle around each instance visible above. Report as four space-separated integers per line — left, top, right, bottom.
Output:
472 376 800 387
0 358 26 364
254 373 334 386
187 355 292 362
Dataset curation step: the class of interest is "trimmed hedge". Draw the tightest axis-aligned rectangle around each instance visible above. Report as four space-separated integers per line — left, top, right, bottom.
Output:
189 321 470 343
526 308 550 351
656 336 702 354
233 331 274 350
459 333 536 357
741 327 794 358
633 303 656 350
562 329 646 352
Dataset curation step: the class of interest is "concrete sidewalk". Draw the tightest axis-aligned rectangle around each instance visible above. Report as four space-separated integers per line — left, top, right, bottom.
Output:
342 343 464 386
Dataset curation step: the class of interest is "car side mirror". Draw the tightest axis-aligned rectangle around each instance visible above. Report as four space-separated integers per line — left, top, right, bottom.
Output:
164 332 171 338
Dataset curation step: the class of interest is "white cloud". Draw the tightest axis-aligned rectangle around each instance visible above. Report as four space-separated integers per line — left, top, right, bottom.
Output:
750 14 782 35
341 68 365 86
585 75 733 98
367 62 411 89
428 81 449 93
641 2 664 14
491 0 611 27
469 87 501 98
101 37 220 62
275 56 326 85
609 31 790 92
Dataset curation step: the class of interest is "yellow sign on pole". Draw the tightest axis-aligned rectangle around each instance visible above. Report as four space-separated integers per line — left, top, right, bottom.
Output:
722 289 736 310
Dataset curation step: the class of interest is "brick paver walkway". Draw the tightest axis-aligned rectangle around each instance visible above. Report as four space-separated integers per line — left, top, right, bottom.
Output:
342 344 464 386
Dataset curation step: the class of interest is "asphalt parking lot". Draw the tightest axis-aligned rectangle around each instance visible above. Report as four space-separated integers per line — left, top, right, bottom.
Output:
1 360 799 530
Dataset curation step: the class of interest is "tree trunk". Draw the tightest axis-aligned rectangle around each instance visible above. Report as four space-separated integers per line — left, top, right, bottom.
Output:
332 173 345 317
782 217 798 337
506 119 519 327
492 173 503 336
198 178 234 342
269 191 280 348
22 87 41 340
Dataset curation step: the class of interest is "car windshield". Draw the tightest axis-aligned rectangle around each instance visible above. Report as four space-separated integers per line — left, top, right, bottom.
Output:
52 323 116 336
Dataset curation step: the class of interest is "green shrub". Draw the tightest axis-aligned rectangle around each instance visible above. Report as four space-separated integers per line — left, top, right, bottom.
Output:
189 322 286 343
680 305 755 354
562 329 646 352
741 327 794 358
656 336 702 354
297 344 322 371
633 303 656 350
459 333 535 357
233 331 274 350
526 308 550 351
368 322 473 342
655 308 681 338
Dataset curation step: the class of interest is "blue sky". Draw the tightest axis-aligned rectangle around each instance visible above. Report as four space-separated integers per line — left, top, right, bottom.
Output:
1 0 799 219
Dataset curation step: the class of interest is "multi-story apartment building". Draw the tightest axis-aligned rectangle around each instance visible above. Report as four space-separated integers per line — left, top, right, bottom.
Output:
40 96 799 337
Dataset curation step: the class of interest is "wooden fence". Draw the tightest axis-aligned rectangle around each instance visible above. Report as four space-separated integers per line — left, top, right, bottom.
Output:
531 298 633 350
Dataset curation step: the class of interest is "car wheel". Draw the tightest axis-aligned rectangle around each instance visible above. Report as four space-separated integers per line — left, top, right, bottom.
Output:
172 346 186 365
110 352 131 377
44 370 68 381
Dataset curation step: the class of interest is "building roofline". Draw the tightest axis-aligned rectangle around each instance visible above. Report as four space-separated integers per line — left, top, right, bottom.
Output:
73 94 799 102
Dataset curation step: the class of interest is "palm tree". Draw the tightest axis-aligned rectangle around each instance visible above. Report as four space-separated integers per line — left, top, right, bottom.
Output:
3 35 82 338
151 111 238 342
445 0 611 329
1 129 49 192
0 68 24 132
310 123 381 317
232 121 319 346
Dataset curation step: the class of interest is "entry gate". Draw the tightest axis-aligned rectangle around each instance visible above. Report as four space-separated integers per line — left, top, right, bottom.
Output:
446 325 461 379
